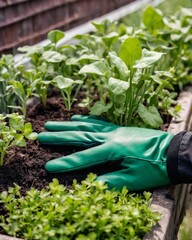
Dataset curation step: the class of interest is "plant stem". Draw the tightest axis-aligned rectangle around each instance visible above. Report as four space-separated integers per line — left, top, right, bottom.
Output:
61 91 67 110
66 92 71 111
120 114 123 126
125 69 134 126
0 152 4 166
0 160 3 167
73 84 82 104
124 82 131 125
22 101 27 119
42 88 47 107
61 91 71 111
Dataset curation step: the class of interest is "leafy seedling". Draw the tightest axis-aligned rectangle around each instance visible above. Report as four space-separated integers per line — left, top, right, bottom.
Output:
52 76 83 111
0 113 37 166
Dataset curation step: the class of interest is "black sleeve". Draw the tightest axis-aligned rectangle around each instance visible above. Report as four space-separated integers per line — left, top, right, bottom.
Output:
166 131 192 184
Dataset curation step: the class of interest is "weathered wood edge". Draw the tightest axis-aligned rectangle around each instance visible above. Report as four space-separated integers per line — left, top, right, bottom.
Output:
1 88 192 240
143 86 192 240
0 235 23 240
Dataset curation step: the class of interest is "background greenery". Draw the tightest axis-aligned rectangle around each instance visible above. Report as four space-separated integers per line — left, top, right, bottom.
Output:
178 209 192 240
122 0 192 26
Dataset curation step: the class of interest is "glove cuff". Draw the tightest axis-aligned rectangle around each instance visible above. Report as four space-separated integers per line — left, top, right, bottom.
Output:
166 131 192 184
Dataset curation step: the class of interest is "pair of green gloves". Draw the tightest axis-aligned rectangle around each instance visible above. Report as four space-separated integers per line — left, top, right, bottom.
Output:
38 115 175 191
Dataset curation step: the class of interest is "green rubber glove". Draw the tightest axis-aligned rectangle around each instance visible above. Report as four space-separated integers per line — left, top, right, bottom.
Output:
38 115 174 191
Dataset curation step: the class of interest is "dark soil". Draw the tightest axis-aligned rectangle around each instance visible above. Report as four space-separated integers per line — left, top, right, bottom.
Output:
0 93 123 195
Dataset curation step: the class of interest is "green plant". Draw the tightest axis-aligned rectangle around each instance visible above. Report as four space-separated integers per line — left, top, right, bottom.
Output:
51 76 83 111
17 30 84 108
178 210 192 240
75 20 120 58
0 174 160 240
1 7 191 125
0 55 18 114
77 6 192 127
139 6 192 89
7 67 40 118
158 0 192 15
88 37 167 128
16 30 66 107
0 113 37 166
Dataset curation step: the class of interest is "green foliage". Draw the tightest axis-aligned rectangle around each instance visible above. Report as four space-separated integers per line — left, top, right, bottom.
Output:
89 38 165 127
138 103 163 128
142 6 164 32
52 76 83 111
84 6 192 127
1 6 192 127
1 6 192 240
133 49 164 69
47 30 65 44
0 174 160 240
7 67 39 117
17 31 72 108
119 37 142 69
79 61 108 76
140 6 192 88
0 55 18 114
0 113 37 166
178 210 192 240
92 19 117 35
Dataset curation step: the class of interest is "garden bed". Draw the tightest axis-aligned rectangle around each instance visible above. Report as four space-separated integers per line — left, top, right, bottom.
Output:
0 86 192 240
0 1 192 239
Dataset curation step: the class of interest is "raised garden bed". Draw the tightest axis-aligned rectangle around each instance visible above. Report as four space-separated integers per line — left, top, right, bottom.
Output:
0 86 192 240
0 1 192 239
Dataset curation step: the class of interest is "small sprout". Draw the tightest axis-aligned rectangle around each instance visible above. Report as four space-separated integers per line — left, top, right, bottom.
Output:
52 75 83 111
0 113 37 166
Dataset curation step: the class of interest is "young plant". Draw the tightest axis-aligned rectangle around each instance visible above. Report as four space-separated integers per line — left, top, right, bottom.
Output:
33 71 52 107
0 174 160 240
0 113 37 166
78 60 109 99
89 37 166 128
140 6 192 89
0 54 18 114
18 29 65 69
17 30 81 108
51 75 83 111
7 67 39 118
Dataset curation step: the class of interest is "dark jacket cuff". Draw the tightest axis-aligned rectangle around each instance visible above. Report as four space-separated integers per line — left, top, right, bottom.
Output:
166 131 192 184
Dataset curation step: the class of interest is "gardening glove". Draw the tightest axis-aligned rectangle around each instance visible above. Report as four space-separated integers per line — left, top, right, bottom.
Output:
38 115 191 191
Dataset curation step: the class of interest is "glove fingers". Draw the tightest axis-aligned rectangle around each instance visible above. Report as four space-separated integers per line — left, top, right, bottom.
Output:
96 169 133 191
71 115 116 127
44 121 108 132
38 131 104 147
96 167 169 192
45 142 115 173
